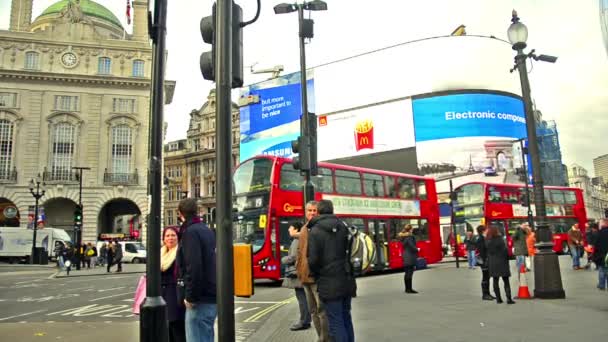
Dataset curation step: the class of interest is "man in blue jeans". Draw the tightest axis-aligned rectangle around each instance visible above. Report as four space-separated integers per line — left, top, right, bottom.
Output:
177 198 217 342
308 200 357 342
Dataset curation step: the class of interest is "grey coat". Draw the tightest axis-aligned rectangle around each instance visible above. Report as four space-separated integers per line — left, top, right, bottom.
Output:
512 228 528 256
486 237 511 277
282 238 303 289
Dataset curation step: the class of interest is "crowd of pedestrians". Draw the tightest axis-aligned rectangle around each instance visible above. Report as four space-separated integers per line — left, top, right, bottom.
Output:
54 240 123 275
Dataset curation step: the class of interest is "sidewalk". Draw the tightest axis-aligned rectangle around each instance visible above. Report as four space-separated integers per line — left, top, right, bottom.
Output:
247 255 607 342
51 263 146 278
1 322 137 342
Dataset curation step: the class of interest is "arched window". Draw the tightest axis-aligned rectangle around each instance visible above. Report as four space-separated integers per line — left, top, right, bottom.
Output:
132 59 145 77
25 51 40 70
50 123 76 180
111 125 133 175
0 119 15 180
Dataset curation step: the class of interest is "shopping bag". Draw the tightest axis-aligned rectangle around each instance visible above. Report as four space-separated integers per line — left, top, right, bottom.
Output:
132 275 146 315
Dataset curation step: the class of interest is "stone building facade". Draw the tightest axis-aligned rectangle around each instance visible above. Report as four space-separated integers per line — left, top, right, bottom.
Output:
568 164 608 221
163 90 240 226
0 0 175 243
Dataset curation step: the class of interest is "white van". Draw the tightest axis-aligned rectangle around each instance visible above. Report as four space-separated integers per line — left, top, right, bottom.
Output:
96 240 147 264
0 227 72 263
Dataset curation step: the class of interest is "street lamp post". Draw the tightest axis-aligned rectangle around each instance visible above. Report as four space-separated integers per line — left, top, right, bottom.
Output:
513 138 534 227
28 175 46 264
72 166 90 248
508 10 564 299
274 0 327 207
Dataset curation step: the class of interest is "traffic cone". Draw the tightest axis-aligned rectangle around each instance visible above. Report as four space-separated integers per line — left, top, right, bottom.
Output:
515 264 532 299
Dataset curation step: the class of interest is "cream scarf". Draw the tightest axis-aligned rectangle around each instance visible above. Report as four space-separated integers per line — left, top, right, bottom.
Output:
160 244 178 272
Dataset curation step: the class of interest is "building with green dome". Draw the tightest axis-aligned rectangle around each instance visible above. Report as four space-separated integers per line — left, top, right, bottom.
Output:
0 0 175 244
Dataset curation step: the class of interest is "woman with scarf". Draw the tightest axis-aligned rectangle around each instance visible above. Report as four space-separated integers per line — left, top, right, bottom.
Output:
399 224 419 294
161 226 186 342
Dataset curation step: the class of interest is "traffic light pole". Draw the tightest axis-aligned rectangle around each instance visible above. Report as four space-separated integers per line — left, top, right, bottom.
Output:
72 166 90 247
298 5 314 206
216 1 236 340
140 0 168 341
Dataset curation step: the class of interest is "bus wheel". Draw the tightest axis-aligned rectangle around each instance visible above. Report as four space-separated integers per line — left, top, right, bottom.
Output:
561 242 570 255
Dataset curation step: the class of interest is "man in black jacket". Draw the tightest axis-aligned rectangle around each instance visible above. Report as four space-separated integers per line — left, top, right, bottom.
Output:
594 219 608 290
475 225 494 300
307 200 356 342
177 198 217 342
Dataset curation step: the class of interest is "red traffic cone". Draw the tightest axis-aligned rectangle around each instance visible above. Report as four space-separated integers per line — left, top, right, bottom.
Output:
515 264 532 299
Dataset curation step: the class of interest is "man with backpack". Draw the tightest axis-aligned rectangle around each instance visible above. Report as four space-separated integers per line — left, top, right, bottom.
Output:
307 199 357 342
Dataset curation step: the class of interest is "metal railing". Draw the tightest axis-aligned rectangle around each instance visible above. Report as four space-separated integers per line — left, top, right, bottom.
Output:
103 169 138 185
0 168 17 182
42 169 79 183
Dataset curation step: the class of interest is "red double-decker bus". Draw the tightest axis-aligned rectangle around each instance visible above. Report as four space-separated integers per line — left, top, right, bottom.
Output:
232 155 443 281
453 182 587 255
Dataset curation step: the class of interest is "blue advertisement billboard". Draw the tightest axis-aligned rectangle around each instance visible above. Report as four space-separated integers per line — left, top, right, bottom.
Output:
411 91 529 186
412 92 526 142
239 72 314 162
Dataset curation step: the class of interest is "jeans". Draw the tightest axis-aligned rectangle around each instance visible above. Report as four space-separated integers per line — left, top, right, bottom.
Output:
467 250 476 268
323 296 354 342
295 287 311 326
303 283 330 342
515 255 526 271
599 266 608 290
570 245 580 269
185 303 217 342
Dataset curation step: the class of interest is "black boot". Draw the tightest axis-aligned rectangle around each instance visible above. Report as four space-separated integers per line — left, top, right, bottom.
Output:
481 280 495 300
404 276 418 294
493 281 503 304
505 282 515 304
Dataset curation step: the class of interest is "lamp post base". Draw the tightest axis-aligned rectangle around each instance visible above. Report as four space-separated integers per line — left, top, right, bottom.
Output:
139 296 168 342
533 251 566 299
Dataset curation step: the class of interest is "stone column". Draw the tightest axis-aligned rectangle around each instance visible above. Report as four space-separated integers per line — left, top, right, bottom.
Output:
131 0 149 41
9 0 33 32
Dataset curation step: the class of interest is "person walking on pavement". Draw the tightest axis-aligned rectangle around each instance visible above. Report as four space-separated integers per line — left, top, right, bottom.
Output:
464 230 477 269
161 226 186 342
84 242 93 269
512 224 528 272
113 240 123 272
106 241 114 273
282 221 311 331
592 219 608 290
297 201 330 342
568 223 584 270
525 225 536 271
475 225 494 301
486 225 515 304
585 222 599 270
176 198 217 342
99 242 107 267
399 224 419 293
64 242 74 276
308 200 357 342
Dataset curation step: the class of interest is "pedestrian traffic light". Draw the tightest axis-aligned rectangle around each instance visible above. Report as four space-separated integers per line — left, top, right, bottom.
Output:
74 204 83 228
200 2 244 89
200 3 216 81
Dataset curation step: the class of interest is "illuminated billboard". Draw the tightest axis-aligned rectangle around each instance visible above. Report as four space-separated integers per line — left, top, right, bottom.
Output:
412 91 528 190
239 72 314 162
316 99 415 162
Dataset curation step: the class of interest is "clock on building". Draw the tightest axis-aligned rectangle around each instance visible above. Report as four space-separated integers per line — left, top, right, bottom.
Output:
61 52 78 68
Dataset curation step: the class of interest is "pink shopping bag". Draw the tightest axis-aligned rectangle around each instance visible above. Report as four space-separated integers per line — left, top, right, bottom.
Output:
132 275 146 315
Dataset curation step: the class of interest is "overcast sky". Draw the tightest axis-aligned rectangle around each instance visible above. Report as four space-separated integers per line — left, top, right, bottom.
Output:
1 0 607 175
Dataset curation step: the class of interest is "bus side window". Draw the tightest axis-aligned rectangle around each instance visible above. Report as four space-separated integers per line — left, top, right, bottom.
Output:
384 176 397 197
417 181 427 200
335 170 362 195
397 178 415 199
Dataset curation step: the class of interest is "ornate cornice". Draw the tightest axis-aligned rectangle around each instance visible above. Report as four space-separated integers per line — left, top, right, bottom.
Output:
0 69 151 87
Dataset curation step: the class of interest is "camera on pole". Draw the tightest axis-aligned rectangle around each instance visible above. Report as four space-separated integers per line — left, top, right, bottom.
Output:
200 2 244 89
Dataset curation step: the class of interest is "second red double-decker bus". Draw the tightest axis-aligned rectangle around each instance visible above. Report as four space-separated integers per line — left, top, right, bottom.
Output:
453 182 587 255
232 155 443 281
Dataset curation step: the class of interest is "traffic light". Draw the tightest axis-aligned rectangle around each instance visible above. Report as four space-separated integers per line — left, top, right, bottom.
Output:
307 112 318 176
291 136 310 172
199 3 216 81
199 2 244 89
74 204 83 228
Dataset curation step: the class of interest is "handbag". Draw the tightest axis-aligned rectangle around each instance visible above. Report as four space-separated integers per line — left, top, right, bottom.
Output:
132 275 147 315
176 277 186 304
